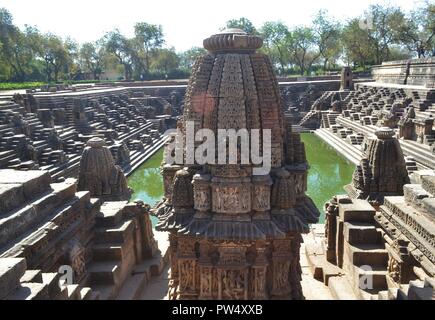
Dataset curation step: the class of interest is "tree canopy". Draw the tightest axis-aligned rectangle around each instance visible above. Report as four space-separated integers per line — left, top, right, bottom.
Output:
0 2 433 82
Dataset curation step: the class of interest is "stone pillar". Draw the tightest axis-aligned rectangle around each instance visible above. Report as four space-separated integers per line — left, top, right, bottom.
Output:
340 67 353 90
37 109 54 127
399 122 415 140
325 198 339 264
167 232 179 300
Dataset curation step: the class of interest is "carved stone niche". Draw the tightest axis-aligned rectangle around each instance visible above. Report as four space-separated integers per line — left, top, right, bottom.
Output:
291 171 307 198
162 164 182 204
271 239 292 298
217 245 248 300
193 173 211 212
211 177 251 214
252 175 272 212
198 240 213 299
177 237 198 299
251 244 268 300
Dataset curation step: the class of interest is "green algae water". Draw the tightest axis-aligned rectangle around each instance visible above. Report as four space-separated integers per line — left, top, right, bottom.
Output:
127 133 354 225
127 149 164 226
300 133 355 222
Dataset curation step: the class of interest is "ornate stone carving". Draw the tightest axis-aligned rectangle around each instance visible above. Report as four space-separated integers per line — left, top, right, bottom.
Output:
158 29 320 300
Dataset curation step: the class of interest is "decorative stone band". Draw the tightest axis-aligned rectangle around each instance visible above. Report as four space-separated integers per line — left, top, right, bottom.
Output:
203 29 263 53
374 127 395 139
87 136 105 148
381 197 435 264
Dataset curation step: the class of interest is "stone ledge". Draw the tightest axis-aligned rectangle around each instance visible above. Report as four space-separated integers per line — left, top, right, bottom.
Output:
339 199 376 223
0 257 27 299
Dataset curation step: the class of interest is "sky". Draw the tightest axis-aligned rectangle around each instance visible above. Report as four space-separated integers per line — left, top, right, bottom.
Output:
1 0 428 52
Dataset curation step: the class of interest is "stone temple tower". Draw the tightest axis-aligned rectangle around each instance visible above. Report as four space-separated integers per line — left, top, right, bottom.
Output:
156 29 319 300
78 137 132 201
344 127 410 204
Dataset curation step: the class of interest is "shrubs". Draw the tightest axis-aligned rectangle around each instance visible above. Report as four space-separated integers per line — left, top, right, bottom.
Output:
0 82 46 90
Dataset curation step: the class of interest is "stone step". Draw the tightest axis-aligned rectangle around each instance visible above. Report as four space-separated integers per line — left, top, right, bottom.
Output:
20 269 43 283
305 243 343 285
94 220 135 244
343 222 382 245
78 287 92 300
41 272 62 299
353 265 389 291
0 170 52 214
95 201 128 228
93 243 124 261
345 242 389 268
88 260 122 285
328 276 357 300
315 129 362 165
115 271 149 300
65 284 80 300
0 180 78 250
6 282 49 300
0 257 27 299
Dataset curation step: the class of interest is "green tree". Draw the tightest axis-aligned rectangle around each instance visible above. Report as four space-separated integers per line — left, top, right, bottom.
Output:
366 4 405 64
0 9 37 81
222 17 257 34
134 22 165 74
104 29 134 80
312 10 342 72
342 19 374 69
288 27 319 75
179 46 207 71
394 2 435 58
260 21 290 74
79 41 105 79
150 48 179 74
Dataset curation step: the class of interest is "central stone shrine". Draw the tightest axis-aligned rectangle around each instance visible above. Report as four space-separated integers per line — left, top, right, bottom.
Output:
156 29 320 300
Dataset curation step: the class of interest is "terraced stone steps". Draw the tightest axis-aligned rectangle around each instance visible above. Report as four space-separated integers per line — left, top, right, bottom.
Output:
315 128 362 165
0 257 97 300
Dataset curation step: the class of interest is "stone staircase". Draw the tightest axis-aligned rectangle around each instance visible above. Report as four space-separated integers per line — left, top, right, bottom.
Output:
299 110 321 129
342 222 389 299
0 256 98 300
87 201 161 300
315 128 362 165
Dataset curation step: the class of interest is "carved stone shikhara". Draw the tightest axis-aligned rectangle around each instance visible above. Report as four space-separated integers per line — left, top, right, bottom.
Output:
156 29 320 300
77 137 132 201
345 127 410 204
